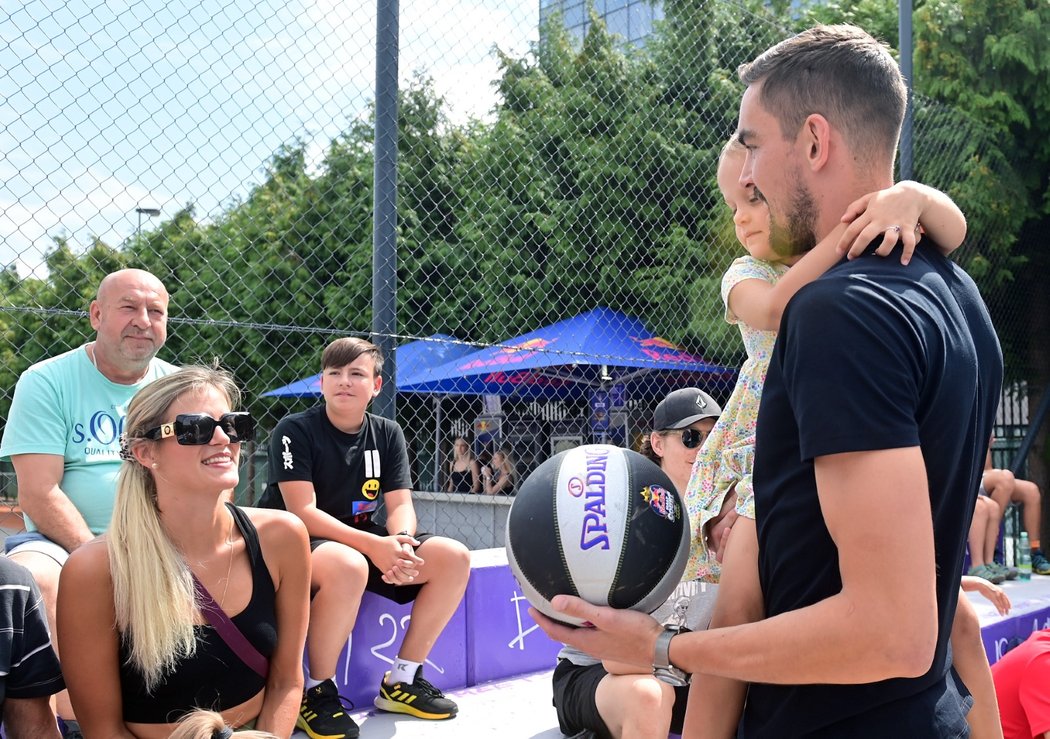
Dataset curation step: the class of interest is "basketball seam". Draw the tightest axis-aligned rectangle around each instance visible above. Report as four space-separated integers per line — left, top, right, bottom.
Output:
507 453 580 605
552 456 580 599
609 447 629 606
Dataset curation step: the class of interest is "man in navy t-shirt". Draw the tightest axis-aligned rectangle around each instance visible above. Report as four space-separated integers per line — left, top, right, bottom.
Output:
534 24 1002 737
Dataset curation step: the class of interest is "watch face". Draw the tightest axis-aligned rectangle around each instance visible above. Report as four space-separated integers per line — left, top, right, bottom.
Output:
653 666 690 687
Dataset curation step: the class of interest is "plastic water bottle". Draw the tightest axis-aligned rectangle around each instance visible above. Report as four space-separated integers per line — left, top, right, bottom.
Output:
1019 532 1033 581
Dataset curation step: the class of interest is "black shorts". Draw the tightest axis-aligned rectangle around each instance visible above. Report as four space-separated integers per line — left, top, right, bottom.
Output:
551 658 689 738
309 521 436 606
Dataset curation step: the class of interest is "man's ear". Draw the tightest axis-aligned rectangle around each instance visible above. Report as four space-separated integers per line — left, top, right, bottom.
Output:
373 373 383 397
801 113 832 172
88 300 102 330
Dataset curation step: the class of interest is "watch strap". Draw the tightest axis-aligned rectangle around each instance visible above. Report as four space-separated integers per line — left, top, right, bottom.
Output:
653 627 677 669
652 626 690 686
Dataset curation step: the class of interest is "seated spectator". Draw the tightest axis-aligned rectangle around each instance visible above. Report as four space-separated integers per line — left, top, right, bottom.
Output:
446 436 480 493
265 337 470 738
481 448 516 496
0 268 177 738
967 494 1012 584
992 626 1050 738
57 367 311 738
0 554 64 739
981 439 1050 575
552 388 722 739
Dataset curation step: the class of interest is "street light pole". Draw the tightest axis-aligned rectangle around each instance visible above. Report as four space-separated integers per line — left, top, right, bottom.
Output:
135 206 161 238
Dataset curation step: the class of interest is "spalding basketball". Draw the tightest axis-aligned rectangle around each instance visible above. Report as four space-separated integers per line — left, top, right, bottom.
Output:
506 444 690 626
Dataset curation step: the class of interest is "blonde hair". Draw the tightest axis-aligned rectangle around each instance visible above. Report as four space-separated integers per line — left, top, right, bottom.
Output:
495 448 517 487
108 366 242 693
717 135 746 167
169 709 277 739
715 136 748 193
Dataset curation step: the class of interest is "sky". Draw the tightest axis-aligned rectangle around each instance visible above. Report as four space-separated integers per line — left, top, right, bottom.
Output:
0 0 538 276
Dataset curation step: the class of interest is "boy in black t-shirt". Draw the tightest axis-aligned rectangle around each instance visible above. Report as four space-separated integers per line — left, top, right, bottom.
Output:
267 338 470 738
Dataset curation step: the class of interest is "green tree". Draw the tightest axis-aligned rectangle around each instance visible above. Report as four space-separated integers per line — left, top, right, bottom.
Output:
913 0 1050 479
0 237 126 433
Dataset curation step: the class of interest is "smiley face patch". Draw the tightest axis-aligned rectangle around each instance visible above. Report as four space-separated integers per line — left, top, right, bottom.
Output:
361 478 381 500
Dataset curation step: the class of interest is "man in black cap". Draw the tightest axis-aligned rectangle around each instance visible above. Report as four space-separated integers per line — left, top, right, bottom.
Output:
643 388 723 492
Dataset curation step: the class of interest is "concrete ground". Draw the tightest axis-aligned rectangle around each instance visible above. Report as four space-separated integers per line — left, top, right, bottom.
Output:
292 668 562 738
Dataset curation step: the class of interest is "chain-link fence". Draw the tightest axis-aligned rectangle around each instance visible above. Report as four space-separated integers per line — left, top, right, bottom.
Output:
2 0 1046 549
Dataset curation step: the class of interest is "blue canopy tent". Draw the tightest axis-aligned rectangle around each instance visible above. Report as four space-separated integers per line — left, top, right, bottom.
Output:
262 333 475 398
262 315 734 487
397 307 734 399
397 308 735 454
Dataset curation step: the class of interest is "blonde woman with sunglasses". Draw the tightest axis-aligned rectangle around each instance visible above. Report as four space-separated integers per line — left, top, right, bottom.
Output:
57 367 310 739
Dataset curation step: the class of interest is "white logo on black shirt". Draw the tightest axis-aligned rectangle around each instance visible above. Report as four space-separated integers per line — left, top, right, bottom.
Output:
364 449 381 478
281 435 294 470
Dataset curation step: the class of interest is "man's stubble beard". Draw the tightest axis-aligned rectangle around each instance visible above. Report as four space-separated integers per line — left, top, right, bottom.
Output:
768 179 818 258
116 335 160 369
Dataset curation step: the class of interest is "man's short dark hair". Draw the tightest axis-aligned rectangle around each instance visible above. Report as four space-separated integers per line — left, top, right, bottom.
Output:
738 24 906 168
322 337 384 376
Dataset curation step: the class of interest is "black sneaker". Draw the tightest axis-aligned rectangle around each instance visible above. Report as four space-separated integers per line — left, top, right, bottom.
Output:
374 667 458 720
297 679 359 739
61 720 84 739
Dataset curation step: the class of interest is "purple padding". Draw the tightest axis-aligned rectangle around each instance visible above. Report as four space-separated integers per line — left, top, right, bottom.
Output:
324 591 469 709
466 563 562 685
982 605 1050 665
982 617 1019 665
304 559 574 705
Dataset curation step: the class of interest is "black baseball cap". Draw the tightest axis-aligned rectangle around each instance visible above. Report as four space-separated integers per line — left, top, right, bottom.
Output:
653 388 722 430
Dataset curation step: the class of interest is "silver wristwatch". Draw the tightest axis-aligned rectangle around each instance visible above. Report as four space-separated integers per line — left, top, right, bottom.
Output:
652 626 690 686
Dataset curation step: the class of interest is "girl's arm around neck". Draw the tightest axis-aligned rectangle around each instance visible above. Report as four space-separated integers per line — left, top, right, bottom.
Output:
728 228 845 333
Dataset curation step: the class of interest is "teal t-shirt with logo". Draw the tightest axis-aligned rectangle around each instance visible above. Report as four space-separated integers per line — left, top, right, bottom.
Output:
0 346 178 534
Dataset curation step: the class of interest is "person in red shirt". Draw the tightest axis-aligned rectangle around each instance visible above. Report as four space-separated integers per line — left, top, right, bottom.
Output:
993 629 1050 738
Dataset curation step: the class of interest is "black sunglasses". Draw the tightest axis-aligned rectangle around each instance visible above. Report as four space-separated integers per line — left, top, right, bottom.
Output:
664 428 708 450
143 412 255 445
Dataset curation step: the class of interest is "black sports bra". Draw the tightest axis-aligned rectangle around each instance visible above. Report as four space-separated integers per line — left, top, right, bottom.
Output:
118 504 278 723
448 469 473 492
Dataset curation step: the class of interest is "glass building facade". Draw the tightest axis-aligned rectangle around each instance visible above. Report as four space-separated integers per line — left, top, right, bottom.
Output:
539 0 666 48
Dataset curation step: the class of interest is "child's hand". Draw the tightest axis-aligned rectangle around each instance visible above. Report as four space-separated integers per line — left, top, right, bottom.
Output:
705 489 739 562
837 183 925 264
714 522 733 564
708 509 737 563
962 575 1011 615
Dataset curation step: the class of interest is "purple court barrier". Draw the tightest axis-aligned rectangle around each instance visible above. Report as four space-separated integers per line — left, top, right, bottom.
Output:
982 601 1050 665
319 549 562 709
465 553 564 685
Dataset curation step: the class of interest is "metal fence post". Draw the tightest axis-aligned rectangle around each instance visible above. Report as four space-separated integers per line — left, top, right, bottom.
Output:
373 0 400 421
899 0 914 181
